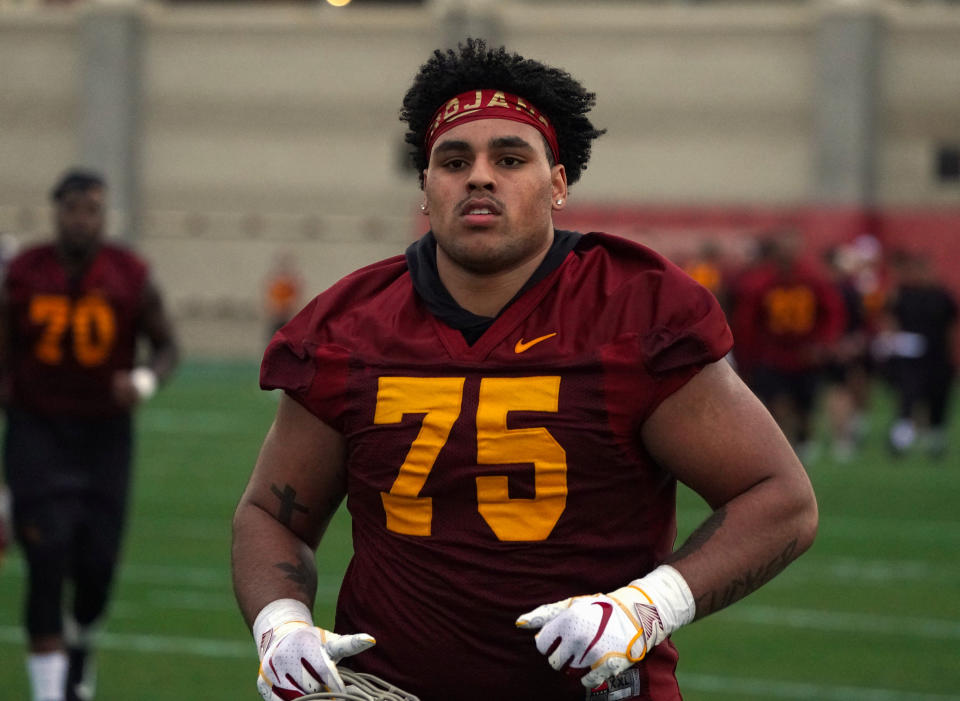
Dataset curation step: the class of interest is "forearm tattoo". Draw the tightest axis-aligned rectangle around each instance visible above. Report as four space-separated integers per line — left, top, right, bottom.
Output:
270 483 309 527
695 539 799 617
273 552 318 601
665 506 799 617
666 506 728 564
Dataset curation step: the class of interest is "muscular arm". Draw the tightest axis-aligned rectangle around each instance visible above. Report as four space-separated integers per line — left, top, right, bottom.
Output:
641 359 818 619
113 279 179 407
232 393 347 629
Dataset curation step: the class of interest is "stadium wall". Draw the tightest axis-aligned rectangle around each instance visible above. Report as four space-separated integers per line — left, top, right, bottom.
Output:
0 1 958 358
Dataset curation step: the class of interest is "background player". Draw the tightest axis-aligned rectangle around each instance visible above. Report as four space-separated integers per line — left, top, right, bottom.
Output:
232 40 818 701
882 251 958 457
731 229 846 460
0 169 179 701
263 251 304 344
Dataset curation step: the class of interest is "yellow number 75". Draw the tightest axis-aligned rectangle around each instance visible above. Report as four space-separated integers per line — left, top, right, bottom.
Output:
375 376 567 542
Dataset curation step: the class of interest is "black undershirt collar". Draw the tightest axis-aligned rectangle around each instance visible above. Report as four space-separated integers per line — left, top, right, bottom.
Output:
406 230 582 345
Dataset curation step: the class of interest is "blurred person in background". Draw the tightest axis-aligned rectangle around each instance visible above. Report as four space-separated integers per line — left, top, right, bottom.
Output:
731 229 846 461
232 39 817 701
682 238 733 316
0 168 179 701
726 234 776 377
0 232 17 575
820 245 871 462
263 251 304 344
841 234 889 449
880 251 957 457
0 231 20 277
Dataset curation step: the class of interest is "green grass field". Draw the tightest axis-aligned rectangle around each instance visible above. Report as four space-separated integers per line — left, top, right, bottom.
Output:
1 360 958 700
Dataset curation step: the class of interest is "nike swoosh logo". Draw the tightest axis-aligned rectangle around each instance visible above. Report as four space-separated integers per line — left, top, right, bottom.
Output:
579 601 614 664
514 332 557 354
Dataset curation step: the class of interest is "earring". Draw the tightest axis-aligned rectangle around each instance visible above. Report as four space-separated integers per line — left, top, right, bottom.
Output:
420 203 428 212
556 199 563 206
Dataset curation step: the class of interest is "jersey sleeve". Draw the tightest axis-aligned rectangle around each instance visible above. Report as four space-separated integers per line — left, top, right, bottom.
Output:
259 297 351 431
259 255 409 432
635 255 734 419
640 261 733 373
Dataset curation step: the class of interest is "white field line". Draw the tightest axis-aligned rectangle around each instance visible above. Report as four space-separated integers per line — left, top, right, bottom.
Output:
0 557 343 593
819 557 948 583
3 553 955 591
3 556 958 640
679 672 960 701
0 625 250 658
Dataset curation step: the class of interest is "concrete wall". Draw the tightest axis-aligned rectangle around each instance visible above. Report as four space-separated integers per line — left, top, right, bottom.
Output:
1 1 958 357
879 3 960 205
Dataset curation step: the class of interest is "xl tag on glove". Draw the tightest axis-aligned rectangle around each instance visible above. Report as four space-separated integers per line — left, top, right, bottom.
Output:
586 668 642 701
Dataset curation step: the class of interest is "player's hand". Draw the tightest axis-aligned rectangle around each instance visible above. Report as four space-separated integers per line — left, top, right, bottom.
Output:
111 370 140 408
112 367 157 408
516 565 695 689
257 619 375 700
516 586 666 688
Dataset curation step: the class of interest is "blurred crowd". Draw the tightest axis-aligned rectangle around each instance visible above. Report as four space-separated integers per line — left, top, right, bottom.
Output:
680 230 958 464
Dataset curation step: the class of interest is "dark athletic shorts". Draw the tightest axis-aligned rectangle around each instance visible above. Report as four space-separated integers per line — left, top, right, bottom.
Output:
3 407 132 562
750 365 820 416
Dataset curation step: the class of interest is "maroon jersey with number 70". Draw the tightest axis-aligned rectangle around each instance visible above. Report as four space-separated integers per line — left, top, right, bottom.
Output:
261 232 732 701
3 243 148 418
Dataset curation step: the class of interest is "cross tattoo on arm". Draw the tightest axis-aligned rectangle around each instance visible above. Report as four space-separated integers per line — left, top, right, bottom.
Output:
270 483 309 526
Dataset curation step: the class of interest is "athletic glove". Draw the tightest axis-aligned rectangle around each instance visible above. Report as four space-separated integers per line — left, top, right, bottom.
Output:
254 598 375 700
516 565 695 689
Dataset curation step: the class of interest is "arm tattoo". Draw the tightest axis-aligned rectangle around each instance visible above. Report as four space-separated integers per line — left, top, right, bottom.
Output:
273 552 318 601
695 539 799 617
270 483 309 527
665 506 727 564
665 507 799 617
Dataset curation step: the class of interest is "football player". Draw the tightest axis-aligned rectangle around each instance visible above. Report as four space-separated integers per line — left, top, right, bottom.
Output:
0 169 179 701
232 39 818 701
731 229 846 459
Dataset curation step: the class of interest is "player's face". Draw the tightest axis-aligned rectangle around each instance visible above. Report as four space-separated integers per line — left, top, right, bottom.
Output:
423 119 567 275
55 187 105 259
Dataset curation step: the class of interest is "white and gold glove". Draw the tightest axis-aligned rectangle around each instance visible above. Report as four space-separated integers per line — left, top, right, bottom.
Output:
254 599 375 700
516 565 695 689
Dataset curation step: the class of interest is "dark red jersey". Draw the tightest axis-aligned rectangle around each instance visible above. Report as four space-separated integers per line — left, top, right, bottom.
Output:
3 243 148 417
261 232 732 701
732 260 846 373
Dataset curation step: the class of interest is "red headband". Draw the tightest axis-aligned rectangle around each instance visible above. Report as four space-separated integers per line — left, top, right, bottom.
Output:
424 89 560 164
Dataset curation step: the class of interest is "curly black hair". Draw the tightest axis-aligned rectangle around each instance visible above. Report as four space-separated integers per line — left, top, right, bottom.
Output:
400 38 605 188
